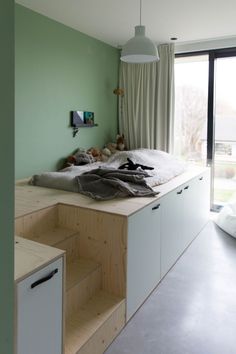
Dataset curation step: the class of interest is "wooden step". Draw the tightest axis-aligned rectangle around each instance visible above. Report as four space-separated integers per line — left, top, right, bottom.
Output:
65 291 125 354
66 258 101 290
14 205 79 248
55 233 80 263
66 258 102 319
27 226 78 247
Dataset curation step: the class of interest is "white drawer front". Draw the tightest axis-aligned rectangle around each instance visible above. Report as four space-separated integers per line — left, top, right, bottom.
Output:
16 257 63 354
127 201 161 320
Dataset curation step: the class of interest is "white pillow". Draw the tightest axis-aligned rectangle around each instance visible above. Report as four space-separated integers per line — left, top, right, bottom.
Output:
215 203 236 238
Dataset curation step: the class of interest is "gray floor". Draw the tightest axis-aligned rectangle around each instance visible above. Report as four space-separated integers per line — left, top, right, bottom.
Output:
105 221 236 354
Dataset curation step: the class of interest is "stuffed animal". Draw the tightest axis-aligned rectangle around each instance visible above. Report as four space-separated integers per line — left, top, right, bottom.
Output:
105 134 126 154
116 134 125 151
101 148 111 161
119 158 154 171
106 142 118 154
66 150 95 166
87 147 103 161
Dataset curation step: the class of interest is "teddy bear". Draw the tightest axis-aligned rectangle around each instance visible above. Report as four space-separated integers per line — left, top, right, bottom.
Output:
87 147 103 161
101 147 111 161
106 142 118 154
105 134 126 154
116 134 125 151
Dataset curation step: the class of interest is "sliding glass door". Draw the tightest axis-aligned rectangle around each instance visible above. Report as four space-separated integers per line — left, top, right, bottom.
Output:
213 56 236 208
174 49 236 210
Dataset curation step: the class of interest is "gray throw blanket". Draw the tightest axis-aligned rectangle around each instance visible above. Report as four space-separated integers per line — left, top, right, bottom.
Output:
76 168 158 200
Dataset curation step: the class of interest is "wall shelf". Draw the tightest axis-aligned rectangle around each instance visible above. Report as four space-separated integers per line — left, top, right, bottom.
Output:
76 124 98 128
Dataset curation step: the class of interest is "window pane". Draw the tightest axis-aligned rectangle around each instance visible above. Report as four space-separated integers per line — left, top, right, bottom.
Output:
214 56 236 206
174 55 209 165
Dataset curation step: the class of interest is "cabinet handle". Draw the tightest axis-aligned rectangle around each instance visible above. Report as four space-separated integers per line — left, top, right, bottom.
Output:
152 203 160 210
177 189 182 194
199 176 203 181
184 185 189 190
31 268 58 289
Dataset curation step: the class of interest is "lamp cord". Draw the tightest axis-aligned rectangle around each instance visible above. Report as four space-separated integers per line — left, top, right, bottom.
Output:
140 0 142 25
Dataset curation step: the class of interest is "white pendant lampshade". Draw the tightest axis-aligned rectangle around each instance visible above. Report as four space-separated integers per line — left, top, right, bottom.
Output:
121 25 159 63
120 0 159 63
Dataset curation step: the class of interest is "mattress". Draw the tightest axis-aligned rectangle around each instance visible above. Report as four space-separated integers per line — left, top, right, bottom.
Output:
30 149 186 193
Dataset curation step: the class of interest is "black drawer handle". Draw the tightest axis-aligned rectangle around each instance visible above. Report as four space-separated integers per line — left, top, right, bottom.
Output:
177 189 182 195
184 185 189 190
199 176 203 181
31 268 58 289
152 203 160 210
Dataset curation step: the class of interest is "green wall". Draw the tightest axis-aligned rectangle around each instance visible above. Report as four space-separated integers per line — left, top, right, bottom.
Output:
0 1 14 353
15 5 119 178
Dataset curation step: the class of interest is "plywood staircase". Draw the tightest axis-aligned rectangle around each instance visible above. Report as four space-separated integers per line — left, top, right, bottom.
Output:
15 204 126 354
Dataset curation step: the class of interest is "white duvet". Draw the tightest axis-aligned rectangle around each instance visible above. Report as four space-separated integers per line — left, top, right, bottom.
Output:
61 149 186 188
31 149 186 192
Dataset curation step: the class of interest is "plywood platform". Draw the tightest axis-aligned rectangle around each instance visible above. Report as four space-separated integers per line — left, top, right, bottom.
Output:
15 166 207 218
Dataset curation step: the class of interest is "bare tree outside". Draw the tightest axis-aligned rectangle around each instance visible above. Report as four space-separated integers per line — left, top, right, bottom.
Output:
174 55 208 164
175 85 207 161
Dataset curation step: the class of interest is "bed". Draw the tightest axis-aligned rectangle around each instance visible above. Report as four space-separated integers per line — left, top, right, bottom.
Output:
16 163 210 324
30 149 186 199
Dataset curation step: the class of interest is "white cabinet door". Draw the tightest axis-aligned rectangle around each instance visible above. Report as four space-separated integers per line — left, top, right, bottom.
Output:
16 257 63 354
161 169 210 278
126 169 210 320
127 200 161 320
160 187 184 278
196 170 210 229
181 181 198 249
182 169 210 247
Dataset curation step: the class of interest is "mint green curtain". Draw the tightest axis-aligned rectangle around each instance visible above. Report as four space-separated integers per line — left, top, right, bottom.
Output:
119 43 175 152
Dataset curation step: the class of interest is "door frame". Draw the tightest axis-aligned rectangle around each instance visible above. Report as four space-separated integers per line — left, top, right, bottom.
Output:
175 47 236 210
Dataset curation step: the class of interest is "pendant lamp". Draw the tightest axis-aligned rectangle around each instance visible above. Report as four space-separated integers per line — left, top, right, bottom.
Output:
121 0 159 63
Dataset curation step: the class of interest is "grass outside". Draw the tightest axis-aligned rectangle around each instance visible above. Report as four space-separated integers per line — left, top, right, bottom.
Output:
181 156 236 204
214 188 236 204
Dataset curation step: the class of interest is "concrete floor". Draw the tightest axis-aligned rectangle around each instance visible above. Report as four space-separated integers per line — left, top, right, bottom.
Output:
105 221 236 354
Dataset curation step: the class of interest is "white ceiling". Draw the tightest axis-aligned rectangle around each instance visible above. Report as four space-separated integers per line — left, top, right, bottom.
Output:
16 0 236 48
